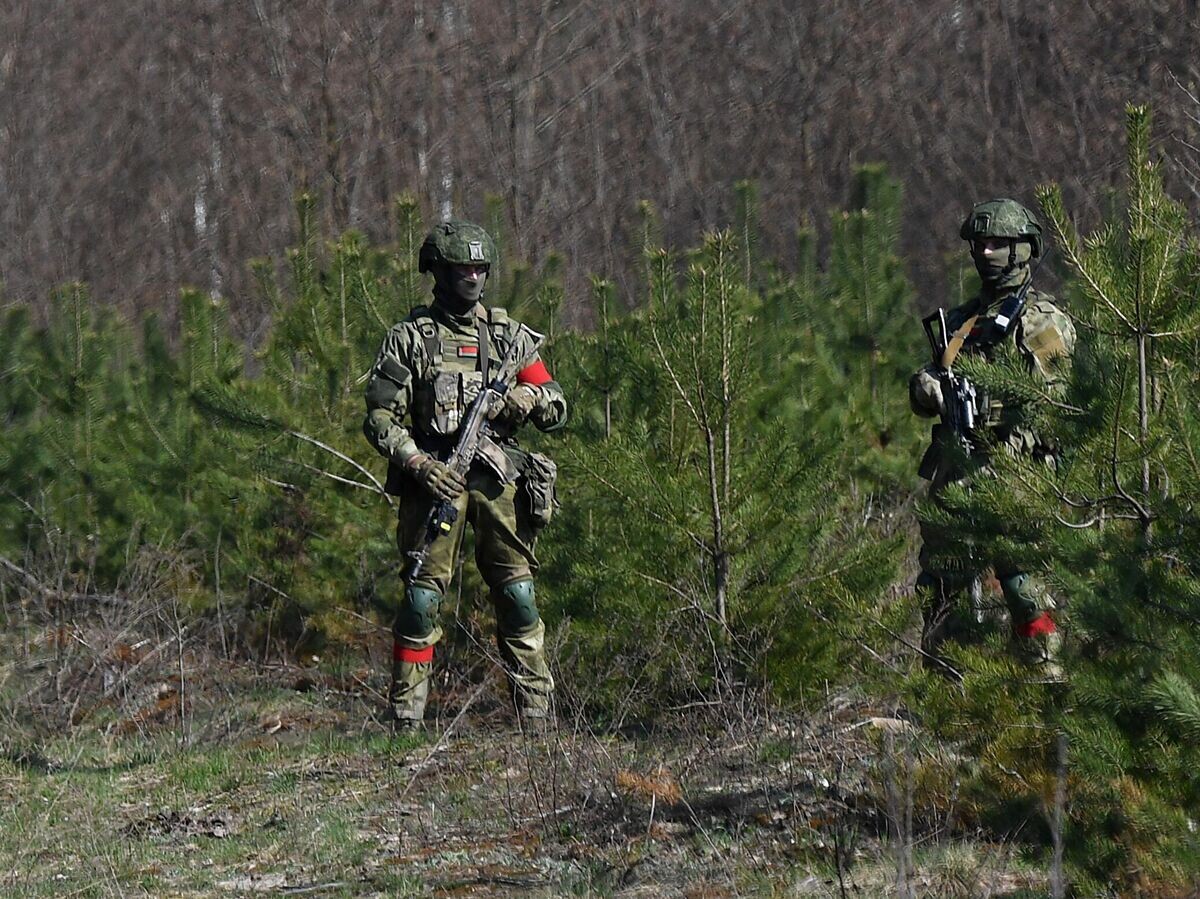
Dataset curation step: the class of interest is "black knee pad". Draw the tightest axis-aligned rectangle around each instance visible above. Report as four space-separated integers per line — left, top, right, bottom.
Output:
396 585 441 639
494 579 539 634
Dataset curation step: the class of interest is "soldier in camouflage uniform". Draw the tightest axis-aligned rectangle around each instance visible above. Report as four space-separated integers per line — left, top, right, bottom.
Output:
363 221 567 728
910 199 1075 678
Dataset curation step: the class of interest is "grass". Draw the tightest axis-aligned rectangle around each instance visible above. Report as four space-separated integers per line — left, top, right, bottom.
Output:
0 630 1060 898
0 728 402 894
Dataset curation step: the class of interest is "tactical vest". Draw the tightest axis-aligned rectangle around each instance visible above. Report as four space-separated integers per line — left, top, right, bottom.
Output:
953 290 1068 370
923 290 1071 476
408 305 514 441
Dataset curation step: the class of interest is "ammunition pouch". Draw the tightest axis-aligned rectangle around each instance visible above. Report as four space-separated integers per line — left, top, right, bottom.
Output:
477 435 520 484
519 452 559 528
421 370 485 437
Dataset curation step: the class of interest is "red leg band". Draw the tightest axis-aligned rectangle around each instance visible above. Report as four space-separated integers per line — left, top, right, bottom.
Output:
394 643 434 663
1017 614 1056 639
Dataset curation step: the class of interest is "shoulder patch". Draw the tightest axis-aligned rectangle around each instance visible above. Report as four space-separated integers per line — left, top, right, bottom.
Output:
1020 295 1075 363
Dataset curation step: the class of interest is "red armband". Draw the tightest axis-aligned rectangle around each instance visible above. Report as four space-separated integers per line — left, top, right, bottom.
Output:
517 359 553 387
1017 614 1056 639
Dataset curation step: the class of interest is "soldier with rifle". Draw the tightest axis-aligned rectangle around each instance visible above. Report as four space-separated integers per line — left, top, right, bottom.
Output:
363 221 567 730
909 199 1075 679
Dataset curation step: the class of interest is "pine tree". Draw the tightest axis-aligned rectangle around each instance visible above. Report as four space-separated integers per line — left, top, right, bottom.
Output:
542 174 918 716
1038 105 1200 891
912 105 1200 891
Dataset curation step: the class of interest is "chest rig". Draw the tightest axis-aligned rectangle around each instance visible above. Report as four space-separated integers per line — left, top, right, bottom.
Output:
959 312 1007 359
955 293 1060 435
410 305 513 440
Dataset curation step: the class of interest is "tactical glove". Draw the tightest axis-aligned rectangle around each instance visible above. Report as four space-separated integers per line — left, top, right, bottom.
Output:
910 369 945 417
408 453 466 503
489 384 540 427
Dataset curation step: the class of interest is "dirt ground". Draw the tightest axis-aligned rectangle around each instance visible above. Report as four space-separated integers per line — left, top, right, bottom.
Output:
0 624 1048 897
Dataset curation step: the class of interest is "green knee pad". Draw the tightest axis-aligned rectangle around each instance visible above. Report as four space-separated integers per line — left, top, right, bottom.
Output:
396 585 442 640
494 579 540 634
998 572 1045 624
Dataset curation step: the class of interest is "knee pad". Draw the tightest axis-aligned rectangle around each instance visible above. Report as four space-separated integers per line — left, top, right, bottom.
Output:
494 579 540 634
396 585 442 639
999 572 1050 623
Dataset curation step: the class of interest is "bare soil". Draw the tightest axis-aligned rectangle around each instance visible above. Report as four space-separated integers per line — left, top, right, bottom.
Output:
0 627 1046 897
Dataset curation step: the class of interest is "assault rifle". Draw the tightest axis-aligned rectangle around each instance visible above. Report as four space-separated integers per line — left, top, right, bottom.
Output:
920 251 1047 457
922 308 979 458
405 324 544 584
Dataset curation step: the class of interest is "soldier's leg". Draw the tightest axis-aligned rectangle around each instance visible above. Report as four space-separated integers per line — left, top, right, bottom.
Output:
467 472 554 718
390 488 468 725
917 525 982 676
916 570 977 675
390 584 443 726
995 566 1062 678
491 580 553 718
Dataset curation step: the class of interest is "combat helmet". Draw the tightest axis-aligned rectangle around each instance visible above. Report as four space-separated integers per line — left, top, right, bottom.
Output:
418 221 497 273
960 198 1043 258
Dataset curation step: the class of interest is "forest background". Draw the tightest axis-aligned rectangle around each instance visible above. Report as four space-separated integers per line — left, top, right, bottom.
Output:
3 2 1200 896
2 0 1200 332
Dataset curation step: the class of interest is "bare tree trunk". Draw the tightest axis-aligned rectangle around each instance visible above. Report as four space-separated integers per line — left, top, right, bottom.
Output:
1050 731 1068 898
205 90 225 299
1137 330 1152 542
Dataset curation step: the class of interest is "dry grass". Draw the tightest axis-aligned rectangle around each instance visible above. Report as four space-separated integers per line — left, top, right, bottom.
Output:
0 551 1049 897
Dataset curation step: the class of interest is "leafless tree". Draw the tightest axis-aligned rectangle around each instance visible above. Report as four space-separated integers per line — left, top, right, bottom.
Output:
0 0 1196 332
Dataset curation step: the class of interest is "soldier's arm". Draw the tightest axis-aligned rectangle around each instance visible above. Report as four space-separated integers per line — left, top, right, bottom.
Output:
1019 294 1076 397
909 299 977 417
515 354 567 431
511 328 567 431
363 326 422 465
909 365 943 418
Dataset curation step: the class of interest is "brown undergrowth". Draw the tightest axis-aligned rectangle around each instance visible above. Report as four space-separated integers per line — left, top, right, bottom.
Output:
0 569 1049 897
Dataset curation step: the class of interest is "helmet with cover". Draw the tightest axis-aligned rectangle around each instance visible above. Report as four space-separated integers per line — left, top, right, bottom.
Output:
418 221 497 273
959 198 1043 258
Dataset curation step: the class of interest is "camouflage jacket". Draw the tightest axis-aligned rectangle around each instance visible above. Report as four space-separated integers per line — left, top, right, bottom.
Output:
910 286 1075 481
363 300 567 494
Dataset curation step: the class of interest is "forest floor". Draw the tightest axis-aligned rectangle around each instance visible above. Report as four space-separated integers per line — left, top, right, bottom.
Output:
0 626 1053 898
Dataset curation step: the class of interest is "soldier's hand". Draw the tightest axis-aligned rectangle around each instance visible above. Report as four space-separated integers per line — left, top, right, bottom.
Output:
911 369 945 416
485 390 507 420
409 453 466 502
491 384 540 426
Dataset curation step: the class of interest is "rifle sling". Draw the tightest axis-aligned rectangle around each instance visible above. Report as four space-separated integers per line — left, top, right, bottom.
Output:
476 312 489 379
941 314 979 369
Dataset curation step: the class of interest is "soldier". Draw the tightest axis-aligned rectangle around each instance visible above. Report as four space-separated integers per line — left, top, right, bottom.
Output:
363 221 567 729
909 198 1075 679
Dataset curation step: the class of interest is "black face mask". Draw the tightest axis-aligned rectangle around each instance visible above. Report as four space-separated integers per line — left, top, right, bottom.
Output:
971 240 1032 290
433 265 487 315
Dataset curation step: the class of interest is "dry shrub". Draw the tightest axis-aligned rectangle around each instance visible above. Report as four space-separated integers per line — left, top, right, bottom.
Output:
615 766 683 805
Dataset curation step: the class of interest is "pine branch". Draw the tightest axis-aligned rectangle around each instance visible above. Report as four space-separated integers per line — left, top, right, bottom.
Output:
192 382 390 501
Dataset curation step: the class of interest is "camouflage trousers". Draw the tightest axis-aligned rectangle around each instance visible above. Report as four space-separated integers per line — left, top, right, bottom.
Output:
390 463 554 723
917 470 1060 677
